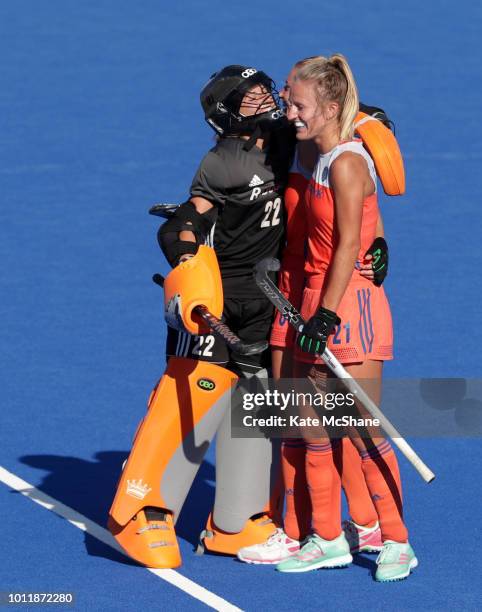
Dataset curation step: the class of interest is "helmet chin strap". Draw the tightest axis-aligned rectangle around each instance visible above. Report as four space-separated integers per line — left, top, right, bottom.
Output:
242 124 263 151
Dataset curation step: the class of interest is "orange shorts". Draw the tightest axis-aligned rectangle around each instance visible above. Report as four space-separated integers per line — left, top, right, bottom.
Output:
294 276 393 365
270 268 305 349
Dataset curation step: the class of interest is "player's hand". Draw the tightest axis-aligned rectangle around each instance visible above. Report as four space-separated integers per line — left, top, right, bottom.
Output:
360 237 388 286
297 307 340 356
178 254 195 264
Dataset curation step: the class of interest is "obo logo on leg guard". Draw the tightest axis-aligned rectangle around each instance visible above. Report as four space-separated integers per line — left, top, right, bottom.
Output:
197 378 216 391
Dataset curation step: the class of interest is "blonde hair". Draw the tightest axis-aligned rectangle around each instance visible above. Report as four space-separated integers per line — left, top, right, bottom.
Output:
293 55 323 69
295 54 359 140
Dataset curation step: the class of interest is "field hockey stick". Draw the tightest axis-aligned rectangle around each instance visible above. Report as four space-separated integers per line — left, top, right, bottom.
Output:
254 258 435 483
152 273 268 356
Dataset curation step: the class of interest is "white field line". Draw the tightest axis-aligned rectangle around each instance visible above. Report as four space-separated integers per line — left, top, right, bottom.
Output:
0 465 242 612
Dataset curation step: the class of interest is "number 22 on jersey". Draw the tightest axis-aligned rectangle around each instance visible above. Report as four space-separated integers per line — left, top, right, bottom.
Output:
260 198 281 228
192 335 215 357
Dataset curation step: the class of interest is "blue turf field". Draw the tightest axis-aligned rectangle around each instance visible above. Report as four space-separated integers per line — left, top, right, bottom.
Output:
1 1 481 610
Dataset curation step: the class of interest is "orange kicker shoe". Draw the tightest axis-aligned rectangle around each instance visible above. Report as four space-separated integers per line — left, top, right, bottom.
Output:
108 506 181 569
198 512 277 556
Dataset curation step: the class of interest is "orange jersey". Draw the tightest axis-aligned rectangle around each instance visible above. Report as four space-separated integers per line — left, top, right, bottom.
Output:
271 151 310 348
305 140 378 278
282 149 310 264
295 140 393 364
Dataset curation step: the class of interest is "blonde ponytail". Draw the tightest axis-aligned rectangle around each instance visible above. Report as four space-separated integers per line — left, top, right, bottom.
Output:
329 54 358 139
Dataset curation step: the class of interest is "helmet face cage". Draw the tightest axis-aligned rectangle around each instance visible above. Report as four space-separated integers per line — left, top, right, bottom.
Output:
201 66 285 136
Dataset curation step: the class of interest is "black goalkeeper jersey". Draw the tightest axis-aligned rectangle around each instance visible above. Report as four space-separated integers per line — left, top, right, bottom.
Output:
190 130 293 297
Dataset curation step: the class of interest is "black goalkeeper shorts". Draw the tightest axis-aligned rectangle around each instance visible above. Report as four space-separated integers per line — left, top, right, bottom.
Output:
165 297 274 374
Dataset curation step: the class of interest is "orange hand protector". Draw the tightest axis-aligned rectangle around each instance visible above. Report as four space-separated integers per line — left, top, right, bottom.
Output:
163 245 223 335
355 112 405 196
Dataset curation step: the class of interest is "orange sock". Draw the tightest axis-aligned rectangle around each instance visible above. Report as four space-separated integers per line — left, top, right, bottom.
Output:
305 440 342 541
360 441 408 542
281 440 311 541
341 437 378 527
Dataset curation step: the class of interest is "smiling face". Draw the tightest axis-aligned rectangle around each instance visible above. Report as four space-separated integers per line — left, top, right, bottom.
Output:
286 78 339 143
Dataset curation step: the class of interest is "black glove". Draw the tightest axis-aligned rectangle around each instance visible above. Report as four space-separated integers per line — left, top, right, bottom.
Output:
359 102 395 133
364 237 389 287
297 306 340 356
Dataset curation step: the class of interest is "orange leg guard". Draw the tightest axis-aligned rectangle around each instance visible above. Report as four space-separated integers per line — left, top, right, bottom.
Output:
108 357 236 568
